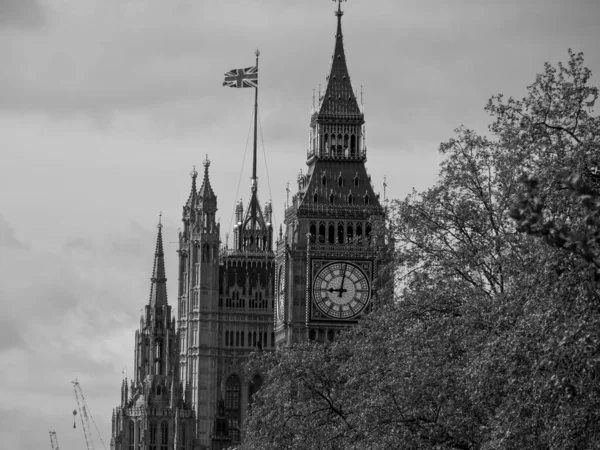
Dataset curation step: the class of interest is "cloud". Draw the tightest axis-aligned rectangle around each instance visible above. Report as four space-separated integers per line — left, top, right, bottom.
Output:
0 212 27 249
0 0 44 29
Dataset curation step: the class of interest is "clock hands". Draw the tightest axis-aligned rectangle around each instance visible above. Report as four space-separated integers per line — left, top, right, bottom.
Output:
327 287 348 295
339 263 347 297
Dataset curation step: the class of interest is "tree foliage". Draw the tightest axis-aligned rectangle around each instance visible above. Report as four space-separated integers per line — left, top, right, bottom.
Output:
241 51 600 449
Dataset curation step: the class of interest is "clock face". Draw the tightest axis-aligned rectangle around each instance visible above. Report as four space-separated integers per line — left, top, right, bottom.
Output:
312 261 370 319
277 265 285 320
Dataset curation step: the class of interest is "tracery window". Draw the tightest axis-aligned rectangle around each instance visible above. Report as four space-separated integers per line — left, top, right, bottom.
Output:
180 422 187 450
128 420 134 450
160 421 168 450
149 421 157 450
348 194 353 205
225 375 241 443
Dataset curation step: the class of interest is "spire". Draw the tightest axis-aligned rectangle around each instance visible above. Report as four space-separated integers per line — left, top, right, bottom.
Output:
185 166 198 208
198 155 216 200
149 215 168 308
317 1 362 118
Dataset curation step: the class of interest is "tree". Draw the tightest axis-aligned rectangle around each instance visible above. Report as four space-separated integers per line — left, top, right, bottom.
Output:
241 51 600 449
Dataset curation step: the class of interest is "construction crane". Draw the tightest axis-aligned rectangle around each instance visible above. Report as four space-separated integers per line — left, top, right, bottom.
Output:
72 379 108 450
49 428 59 450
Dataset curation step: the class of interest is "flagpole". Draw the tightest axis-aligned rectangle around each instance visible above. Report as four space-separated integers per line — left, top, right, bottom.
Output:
252 49 259 226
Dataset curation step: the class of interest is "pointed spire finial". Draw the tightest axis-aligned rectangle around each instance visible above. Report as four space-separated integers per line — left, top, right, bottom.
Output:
149 217 168 308
199 155 216 199
190 165 198 180
334 0 347 16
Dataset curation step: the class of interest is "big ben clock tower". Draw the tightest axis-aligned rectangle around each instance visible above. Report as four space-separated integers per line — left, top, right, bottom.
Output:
275 1 385 346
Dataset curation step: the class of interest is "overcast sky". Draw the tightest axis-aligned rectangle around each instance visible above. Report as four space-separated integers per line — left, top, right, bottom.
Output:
1 0 599 448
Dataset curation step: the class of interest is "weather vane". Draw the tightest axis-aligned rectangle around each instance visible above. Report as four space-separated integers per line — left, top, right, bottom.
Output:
333 0 347 14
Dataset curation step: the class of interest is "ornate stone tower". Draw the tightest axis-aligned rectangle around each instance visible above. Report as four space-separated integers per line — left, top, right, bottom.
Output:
111 220 195 450
177 152 274 449
274 3 384 346
214 141 275 448
177 157 221 448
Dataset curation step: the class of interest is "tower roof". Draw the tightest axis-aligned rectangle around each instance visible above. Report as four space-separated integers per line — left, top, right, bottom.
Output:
317 6 362 119
185 166 198 209
198 155 216 200
149 216 168 308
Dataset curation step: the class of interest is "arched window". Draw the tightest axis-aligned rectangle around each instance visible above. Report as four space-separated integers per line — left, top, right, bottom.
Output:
364 194 370 205
338 224 344 244
319 223 326 243
236 331 239 347
241 331 245 347
160 422 168 450
357 223 363 239
348 194 353 205
313 193 318 203
180 423 187 450
149 422 157 450
350 135 356 155
225 331 229 346
248 374 264 406
354 176 359 187
202 243 210 262
225 375 241 443
338 175 343 187
310 222 316 243
155 340 163 375
329 193 334 204
366 223 372 242
328 223 335 244
128 420 135 450
347 223 354 241
322 175 327 186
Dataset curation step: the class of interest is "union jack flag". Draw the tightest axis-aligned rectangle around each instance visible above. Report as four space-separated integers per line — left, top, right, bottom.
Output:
222 66 258 88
